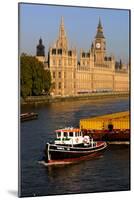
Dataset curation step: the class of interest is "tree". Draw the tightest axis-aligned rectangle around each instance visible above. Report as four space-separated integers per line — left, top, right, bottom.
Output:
20 54 51 98
20 54 32 98
43 69 51 94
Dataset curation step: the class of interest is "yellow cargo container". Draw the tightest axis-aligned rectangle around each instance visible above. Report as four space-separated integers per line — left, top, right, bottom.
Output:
80 111 130 130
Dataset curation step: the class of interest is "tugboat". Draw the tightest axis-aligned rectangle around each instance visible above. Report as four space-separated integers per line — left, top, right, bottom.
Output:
44 127 107 165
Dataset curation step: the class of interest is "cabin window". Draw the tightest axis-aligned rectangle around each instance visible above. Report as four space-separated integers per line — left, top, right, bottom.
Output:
57 132 61 137
69 132 73 137
64 132 68 137
75 132 78 137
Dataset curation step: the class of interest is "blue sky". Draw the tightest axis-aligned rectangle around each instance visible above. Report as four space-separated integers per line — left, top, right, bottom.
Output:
19 3 130 63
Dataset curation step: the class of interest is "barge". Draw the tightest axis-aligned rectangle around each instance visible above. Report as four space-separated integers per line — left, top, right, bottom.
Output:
21 112 38 122
44 127 107 165
80 111 130 143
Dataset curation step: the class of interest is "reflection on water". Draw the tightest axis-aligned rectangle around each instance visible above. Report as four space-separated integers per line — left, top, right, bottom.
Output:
45 155 103 182
20 97 130 197
43 145 129 195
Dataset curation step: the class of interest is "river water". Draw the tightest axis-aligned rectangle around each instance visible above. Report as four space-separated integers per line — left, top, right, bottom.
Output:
20 97 130 197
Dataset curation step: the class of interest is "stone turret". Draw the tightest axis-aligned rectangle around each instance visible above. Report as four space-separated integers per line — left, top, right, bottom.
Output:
36 38 46 64
36 38 45 56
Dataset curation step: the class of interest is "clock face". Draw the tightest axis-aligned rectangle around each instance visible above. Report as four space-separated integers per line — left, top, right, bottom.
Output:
96 43 101 49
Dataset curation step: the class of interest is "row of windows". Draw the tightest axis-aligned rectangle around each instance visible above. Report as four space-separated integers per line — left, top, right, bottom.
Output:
104 56 112 61
52 59 113 67
52 49 62 55
53 82 61 89
82 52 90 58
81 61 90 65
77 66 91 71
52 49 73 56
52 59 76 66
53 82 76 90
57 131 81 137
53 83 128 91
53 71 65 79
53 59 61 65
52 72 76 79
95 63 111 68
53 72 128 83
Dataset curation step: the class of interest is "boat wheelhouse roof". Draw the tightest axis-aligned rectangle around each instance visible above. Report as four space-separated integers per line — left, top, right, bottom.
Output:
55 128 80 133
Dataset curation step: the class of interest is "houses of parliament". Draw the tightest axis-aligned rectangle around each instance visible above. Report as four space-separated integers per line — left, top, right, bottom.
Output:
36 17 129 96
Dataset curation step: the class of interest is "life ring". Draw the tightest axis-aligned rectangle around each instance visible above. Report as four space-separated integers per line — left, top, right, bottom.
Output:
83 137 88 143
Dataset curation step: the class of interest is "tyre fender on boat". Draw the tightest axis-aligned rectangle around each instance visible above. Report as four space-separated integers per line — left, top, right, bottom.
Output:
83 136 89 144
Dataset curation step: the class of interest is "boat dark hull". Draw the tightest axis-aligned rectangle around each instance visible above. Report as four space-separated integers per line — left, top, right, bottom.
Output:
44 142 107 165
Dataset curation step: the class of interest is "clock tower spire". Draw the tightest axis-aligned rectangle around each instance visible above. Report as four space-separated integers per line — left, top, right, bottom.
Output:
94 18 106 63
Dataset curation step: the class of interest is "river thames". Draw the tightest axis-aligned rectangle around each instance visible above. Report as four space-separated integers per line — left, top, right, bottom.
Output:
20 97 130 197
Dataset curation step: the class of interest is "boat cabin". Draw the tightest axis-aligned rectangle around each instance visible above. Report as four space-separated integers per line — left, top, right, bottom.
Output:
54 127 85 145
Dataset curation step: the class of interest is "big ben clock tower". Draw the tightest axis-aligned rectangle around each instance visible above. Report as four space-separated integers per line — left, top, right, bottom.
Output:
94 18 106 64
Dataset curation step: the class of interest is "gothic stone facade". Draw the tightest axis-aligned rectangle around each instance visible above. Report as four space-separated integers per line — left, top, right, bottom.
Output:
36 17 129 96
